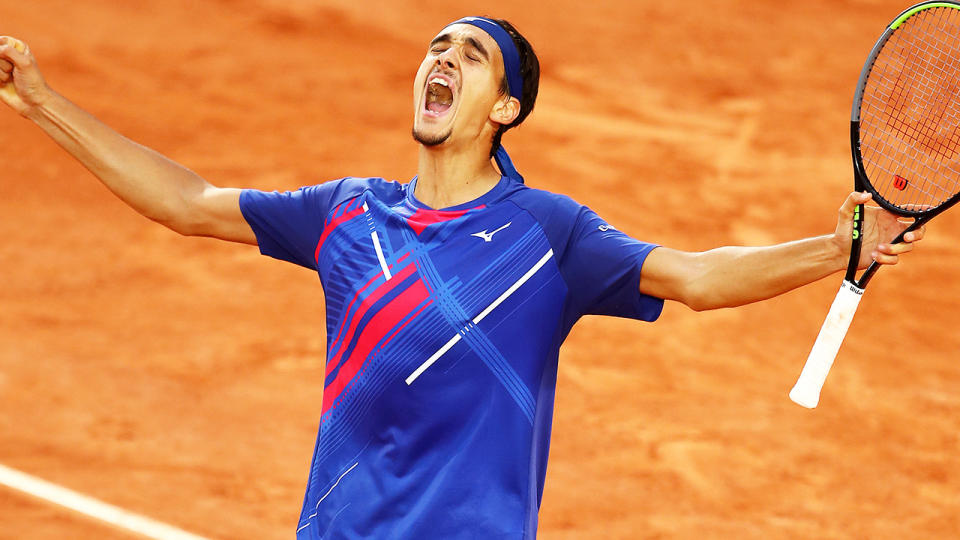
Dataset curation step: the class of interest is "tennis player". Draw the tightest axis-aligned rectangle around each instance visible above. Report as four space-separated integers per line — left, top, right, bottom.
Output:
0 17 923 539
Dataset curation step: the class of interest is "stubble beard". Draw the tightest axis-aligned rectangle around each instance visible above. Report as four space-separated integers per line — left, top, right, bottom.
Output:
412 125 452 147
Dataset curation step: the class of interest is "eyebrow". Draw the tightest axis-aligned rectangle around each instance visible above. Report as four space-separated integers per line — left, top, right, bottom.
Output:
465 37 489 60
429 33 490 61
429 33 452 48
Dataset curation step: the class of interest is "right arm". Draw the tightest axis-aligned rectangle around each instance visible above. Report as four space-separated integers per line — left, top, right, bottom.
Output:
0 37 256 245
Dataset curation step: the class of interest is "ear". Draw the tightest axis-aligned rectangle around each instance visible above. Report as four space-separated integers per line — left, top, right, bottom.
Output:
489 96 521 126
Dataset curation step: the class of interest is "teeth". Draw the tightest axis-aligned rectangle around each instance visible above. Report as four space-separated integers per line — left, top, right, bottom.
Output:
429 77 449 87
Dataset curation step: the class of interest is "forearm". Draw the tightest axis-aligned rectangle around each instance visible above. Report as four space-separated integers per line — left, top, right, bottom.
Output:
641 191 924 311
26 91 210 231
678 235 845 311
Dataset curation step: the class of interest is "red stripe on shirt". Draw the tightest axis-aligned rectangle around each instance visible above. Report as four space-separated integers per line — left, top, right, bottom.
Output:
322 278 430 415
324 262 417 377
315 202 366 263
325 271 385 372
406 205 484 235
376 299 433 357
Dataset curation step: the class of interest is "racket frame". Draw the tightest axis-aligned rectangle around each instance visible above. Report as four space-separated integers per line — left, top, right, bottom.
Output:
792 0 960 407
847 0 960 288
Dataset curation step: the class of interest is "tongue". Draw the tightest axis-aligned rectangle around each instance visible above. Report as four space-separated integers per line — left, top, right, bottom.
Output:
427 101 450 113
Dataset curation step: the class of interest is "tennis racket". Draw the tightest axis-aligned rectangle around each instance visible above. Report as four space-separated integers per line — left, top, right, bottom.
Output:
790 1 960 408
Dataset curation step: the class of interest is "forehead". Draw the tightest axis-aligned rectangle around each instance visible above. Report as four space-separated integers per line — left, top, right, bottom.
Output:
430 23 502 59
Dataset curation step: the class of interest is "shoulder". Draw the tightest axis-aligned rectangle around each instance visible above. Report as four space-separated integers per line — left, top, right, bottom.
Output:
501 183 588 224
317 176 406 206
274 176 405 210
240 176 407 221
496 183 597 261
335 176 405 194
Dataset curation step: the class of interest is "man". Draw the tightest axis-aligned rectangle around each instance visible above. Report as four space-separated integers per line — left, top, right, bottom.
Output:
0 16 922 540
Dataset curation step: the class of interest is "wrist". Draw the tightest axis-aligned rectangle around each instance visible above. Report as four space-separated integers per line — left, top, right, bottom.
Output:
23 87 58 123
826 233 848 272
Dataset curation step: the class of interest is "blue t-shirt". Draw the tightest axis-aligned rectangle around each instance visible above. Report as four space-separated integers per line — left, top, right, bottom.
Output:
239 175 662 539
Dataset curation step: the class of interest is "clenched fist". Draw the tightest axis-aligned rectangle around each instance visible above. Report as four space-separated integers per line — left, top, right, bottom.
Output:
0 36 52 116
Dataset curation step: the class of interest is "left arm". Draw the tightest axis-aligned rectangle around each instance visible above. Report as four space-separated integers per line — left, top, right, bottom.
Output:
640 192 925 311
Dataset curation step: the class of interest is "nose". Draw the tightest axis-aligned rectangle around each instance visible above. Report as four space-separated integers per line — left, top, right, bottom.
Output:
436 47 458 70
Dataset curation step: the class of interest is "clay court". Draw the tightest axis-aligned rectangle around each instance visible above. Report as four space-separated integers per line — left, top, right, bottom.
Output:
2 1 960 538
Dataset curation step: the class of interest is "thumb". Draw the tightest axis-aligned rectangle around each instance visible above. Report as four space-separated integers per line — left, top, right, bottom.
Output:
0 36 30 68
0 36 51 114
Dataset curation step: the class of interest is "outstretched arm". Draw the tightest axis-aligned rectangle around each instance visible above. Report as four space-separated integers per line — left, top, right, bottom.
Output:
0 37 255 244
640 191 925 311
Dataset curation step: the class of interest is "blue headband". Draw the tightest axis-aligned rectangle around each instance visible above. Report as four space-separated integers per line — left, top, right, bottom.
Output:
449 16 525 183
450 17 524 99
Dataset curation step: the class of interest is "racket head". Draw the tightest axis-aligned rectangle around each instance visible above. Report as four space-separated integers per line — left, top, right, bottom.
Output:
851 1 960 220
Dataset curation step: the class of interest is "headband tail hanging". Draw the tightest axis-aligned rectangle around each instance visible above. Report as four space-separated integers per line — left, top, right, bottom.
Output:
495 145 523 183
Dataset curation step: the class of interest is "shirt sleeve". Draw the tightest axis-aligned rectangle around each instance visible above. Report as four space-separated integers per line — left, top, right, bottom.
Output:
239 181 342 270
561 207 663 322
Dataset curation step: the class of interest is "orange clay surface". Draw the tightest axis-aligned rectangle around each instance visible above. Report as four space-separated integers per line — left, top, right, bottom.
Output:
2 1 960 539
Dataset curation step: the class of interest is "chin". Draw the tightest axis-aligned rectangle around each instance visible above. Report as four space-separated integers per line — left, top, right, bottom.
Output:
412 125 452 147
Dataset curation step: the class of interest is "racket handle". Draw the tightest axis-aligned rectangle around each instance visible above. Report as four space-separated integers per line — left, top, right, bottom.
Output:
789 280 864 408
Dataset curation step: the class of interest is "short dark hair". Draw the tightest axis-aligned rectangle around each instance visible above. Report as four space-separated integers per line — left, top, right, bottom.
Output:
488 18 540 157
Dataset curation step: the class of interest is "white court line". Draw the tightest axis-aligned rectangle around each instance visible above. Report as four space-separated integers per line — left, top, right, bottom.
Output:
0 463 210 540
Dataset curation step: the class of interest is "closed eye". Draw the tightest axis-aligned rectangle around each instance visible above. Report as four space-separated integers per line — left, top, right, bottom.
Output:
464 37 489 61
429 33 452 54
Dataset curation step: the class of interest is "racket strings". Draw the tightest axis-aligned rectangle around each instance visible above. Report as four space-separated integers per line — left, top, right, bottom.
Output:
859 6 960 212
866 8 960 207
882 7 960 201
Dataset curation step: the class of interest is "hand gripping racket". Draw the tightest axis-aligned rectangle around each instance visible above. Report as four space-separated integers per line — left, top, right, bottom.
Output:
790 1 960 408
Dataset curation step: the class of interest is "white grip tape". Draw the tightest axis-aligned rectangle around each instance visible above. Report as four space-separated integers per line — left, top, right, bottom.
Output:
789 280 864 408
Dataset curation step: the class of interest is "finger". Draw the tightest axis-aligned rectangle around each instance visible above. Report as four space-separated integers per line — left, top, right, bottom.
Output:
878 242 914 255
871 250 900 265
0 58 12 72
839 191 871 217
904 226 926 243
0 37 30 68
0 36 26 53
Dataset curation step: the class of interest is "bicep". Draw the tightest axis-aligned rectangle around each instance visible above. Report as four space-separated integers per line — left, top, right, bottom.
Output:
639 247 700 305
185 186 257 245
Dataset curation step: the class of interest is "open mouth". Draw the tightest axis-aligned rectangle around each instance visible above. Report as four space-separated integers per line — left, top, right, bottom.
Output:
424 74 455 116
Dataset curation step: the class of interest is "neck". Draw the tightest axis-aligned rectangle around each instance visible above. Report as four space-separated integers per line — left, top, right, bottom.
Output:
415 142 501 209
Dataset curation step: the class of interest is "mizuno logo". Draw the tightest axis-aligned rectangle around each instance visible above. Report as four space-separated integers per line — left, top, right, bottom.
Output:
471 222 511 242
